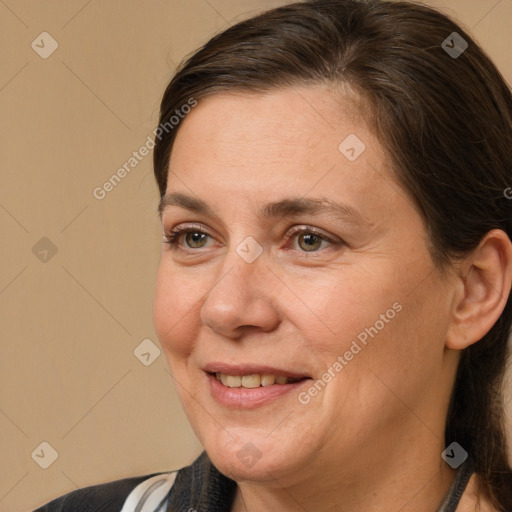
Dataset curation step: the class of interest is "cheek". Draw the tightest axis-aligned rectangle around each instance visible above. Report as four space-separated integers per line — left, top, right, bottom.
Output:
350 277 451 410
153 262 204 359
293 272 397 359
300 262 441 387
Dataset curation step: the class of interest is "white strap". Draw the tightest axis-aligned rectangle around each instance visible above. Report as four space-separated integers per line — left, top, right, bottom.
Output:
120 472 177 512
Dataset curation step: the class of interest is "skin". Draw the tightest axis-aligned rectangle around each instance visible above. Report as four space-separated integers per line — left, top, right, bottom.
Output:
152 85 512 512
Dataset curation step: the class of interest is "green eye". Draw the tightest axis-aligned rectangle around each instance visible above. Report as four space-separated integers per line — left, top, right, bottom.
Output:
297 233 323 252
286 226 336 253
162 225 213 250
184 231 209 248
162 224 338 255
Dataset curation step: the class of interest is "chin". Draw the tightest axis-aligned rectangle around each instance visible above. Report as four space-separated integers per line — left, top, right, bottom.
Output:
212 451 285 483
204 433 300 483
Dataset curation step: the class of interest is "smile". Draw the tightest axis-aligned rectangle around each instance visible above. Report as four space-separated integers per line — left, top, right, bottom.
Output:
214 372 304 388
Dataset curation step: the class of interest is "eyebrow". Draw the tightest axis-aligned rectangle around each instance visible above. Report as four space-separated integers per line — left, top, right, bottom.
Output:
158 192 368 225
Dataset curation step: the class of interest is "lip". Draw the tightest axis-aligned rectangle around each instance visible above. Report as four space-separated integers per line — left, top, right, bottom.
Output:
203 363 312 409
203 363 310 380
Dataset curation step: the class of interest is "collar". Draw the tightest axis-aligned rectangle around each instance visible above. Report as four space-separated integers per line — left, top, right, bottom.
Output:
436 459 473 512
167 451 236 512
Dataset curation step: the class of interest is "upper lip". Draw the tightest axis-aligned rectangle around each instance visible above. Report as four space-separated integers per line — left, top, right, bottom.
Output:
203 363 311 380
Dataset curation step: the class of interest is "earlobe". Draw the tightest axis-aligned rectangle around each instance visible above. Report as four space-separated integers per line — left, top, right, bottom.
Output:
446 229 512 351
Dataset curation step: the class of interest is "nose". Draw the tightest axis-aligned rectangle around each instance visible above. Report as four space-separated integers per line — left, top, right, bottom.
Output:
200 249 280 339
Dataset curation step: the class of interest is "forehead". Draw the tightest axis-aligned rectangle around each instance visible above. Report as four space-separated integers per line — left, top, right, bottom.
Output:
172 85 365 150
168 86 383 189
163 86 420 232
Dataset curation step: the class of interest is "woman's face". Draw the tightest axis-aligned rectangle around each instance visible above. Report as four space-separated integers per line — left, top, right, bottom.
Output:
153 86 458 485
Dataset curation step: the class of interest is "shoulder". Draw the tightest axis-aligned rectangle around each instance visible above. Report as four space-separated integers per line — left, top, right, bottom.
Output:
33 471 177 512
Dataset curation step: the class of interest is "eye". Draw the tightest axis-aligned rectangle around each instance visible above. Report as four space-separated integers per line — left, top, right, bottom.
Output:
285 226 338 253
162 224 215 250
162 224 340 255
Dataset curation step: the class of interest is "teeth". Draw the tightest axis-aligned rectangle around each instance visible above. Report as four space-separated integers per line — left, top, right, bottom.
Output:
241 374 260 388
214 373 301 388
221 374 242 387
261 374 276 387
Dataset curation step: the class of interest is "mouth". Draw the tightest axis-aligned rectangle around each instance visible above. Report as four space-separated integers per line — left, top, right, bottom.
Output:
203 364 312 408
204 363 311 385
210 372 306 388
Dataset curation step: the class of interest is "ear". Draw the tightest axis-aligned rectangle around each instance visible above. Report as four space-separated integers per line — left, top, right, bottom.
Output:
446 229 512 350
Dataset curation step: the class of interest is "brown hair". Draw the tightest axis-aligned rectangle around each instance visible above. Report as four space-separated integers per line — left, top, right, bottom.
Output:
153 0 512 508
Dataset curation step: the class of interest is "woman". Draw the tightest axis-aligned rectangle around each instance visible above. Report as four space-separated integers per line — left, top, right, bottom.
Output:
35 0 512 511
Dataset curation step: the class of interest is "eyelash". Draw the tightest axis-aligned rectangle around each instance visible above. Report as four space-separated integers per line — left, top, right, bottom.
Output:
161 224 340 254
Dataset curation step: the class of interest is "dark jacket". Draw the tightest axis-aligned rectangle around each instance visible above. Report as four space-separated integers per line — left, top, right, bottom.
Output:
33 451 236 512
33 451 471 512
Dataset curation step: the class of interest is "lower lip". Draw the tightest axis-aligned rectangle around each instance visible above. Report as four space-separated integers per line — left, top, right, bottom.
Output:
207 373 310 409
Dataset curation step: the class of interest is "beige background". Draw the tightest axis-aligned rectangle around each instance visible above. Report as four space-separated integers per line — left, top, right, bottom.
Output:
0 1 510 510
